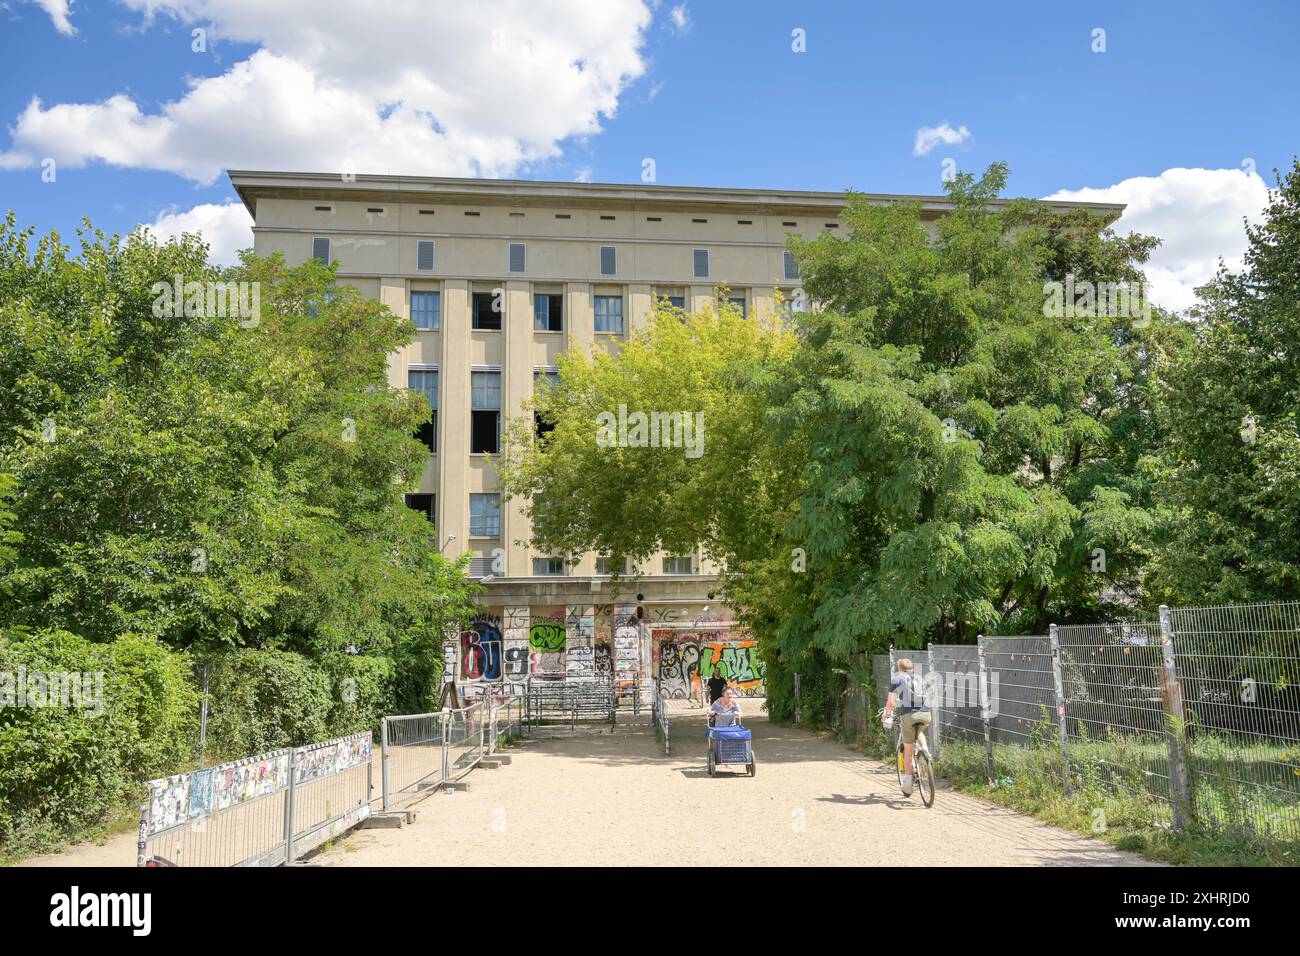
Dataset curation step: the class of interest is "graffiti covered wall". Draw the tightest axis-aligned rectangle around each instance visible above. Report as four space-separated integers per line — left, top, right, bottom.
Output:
653 629 765 698
529 615 566 679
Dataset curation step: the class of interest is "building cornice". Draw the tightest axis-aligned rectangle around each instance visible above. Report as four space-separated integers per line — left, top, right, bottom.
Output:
227 169 1125 224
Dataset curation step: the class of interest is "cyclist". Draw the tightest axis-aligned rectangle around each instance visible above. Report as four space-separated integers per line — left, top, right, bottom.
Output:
884 658 931 796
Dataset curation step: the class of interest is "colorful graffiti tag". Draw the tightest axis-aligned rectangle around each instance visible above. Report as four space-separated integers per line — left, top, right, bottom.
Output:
459 614 503 682
503 606 530 682
653 630 765 698
529 618 566 678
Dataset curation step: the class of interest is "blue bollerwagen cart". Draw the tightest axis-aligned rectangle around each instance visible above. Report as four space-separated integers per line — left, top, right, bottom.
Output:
706 718 756 777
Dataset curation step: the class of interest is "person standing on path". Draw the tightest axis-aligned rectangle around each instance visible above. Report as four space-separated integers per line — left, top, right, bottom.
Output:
706 668 728 704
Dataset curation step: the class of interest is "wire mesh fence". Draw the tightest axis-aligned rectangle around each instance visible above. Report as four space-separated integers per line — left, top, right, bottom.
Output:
877 601 1300 845
1170 602 1300 841
445 701 484 783
380 712 447 810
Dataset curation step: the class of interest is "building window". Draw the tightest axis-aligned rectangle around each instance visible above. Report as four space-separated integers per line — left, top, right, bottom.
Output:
533 294 563 332
472 291 502 331
312 237 331 263
411 291 440 331
784 250 800 280
408 368 438 452
508 242 526 274
532 556 565 576
307 288 335 319
692 249 709 278
599 245 617 276
594 295 624 334
720 293 746 317
534 369 559 439
417 240 436 272
663 555 694 574
469 494 501 537
471 370 501 453
595 555 628 575
404 493 435 523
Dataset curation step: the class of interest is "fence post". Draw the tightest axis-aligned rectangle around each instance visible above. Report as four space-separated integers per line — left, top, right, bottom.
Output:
1048 624 1071 796
380 717 391 811
1158 605 1194 831
977 635 995 785
284 747 298 865
794 672 801 727
441 711 451 783
926 645 940 761
136 804 149 867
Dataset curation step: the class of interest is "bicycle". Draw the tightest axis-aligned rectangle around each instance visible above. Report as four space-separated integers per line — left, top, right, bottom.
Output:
879 707 935 807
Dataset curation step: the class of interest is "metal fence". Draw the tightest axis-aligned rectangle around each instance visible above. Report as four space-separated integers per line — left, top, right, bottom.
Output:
650 689 670 755
876 601 1300 843
378 697 525 811
138 732 372 867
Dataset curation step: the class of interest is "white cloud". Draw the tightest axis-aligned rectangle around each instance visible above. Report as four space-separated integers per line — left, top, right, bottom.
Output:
668 3 689 33
1044 166 1270 313
28 0 76 35
1 0 653 184
913 121 970 157
141 199 253 266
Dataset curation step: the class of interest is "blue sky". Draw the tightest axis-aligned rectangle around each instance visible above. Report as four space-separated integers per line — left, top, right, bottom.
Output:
1 0 1296 309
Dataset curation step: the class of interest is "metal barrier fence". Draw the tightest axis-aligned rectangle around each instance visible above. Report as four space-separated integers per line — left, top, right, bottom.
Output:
878 601 1300 842
138 732 372 867
525 680 617 732
651 690 670 755
380 712 447 810
379 698 524 811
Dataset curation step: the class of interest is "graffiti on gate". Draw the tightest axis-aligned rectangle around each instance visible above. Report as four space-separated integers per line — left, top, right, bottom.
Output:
566 605 596 682
503 606 530 682
654 630 765 698
460 614 502 682
700 640 765 696
656 635 702 699
529 618 566 679
594 642 613 680
614 604 640 687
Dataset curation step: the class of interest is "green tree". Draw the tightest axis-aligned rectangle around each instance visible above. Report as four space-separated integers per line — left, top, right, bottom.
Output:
1151 159 1300 603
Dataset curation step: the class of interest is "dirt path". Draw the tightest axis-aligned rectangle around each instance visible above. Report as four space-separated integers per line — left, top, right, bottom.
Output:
315 701 1154 867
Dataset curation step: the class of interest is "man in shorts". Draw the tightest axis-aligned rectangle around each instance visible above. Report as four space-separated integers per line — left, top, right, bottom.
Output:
884 658 931 796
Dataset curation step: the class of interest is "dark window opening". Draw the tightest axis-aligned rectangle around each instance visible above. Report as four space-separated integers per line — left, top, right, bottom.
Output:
533 294 563 331
472 292 502 330
404 493 435 523
471 410 500 453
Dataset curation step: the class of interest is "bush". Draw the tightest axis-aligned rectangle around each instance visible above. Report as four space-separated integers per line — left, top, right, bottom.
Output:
0 629 196 859
204 648 333 757
322 652 394 738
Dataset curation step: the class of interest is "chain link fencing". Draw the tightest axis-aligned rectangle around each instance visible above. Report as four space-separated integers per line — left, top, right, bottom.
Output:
875 601 1300 844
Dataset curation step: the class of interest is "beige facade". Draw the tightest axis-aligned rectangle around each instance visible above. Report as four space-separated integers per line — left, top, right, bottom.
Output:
229 170 1121 628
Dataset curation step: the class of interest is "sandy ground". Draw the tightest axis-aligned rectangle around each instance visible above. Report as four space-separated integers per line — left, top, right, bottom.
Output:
311 700 1154 867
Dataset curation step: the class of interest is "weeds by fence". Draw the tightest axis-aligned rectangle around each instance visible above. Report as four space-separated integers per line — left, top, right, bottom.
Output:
871 601 1300 847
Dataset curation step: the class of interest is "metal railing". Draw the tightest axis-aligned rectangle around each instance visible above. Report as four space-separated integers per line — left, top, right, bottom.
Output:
878 600 1300 843
524 680 617 733
138 732 372 867
651 689 670 755
378 697 524 811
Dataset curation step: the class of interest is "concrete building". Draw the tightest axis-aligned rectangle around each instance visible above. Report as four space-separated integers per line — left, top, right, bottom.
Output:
228 170 1121 693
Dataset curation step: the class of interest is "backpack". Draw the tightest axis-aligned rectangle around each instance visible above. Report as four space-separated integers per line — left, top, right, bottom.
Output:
896 669 923 709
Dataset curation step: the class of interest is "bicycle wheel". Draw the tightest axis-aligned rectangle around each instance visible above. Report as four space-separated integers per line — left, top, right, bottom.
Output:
915 750 935 807
895 738 905 790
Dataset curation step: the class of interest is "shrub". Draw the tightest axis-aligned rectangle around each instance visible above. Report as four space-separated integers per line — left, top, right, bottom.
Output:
322 652 394 737
204 648 332 757
0 629 196 858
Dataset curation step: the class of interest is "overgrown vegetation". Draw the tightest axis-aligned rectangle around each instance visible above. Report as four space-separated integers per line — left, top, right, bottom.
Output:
0 216 478 858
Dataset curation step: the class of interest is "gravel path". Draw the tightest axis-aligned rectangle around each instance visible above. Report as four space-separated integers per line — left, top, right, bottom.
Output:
314 701 1155 867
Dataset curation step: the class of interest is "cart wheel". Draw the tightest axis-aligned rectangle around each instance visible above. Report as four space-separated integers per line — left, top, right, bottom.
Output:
707 746 715 776
747 757 756 777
